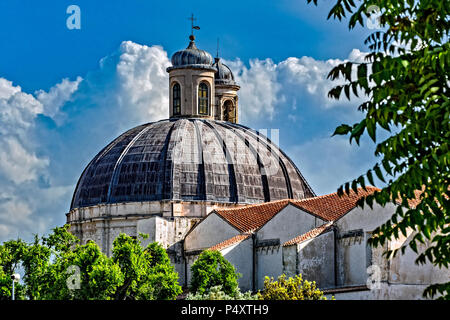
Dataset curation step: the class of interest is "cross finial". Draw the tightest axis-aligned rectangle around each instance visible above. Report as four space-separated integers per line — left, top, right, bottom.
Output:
188 13 200 38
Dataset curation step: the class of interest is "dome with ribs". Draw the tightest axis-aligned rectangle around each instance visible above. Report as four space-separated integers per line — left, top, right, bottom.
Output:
71 118 315 209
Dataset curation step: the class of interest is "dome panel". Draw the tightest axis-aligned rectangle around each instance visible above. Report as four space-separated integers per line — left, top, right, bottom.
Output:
70 119 315 209
170 40 214 68
213 58 237 85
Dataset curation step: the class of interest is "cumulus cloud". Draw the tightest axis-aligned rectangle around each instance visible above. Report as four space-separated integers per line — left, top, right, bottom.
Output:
0 78 48 185
0 137 49 184
35 77 82 120
0 41 171 242
226 58 283 120
0 41 371 243
226 48 368 123
115 42 170 122
0 76 79 241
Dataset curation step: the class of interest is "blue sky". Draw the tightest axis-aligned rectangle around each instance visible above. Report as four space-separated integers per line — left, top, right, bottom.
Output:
0 0 381 242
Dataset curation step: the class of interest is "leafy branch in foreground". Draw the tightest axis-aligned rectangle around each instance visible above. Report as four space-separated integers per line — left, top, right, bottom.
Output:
308 0 449 299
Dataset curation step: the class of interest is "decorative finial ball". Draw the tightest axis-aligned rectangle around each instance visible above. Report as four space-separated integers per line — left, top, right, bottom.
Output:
189 34 195 41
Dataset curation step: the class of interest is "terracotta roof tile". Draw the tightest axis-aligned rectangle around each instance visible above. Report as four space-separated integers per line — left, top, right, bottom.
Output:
283 222 334 246
290 186 380 221
208 234 252 252
215 199 291 233
395 188 423 208
213 187 380 232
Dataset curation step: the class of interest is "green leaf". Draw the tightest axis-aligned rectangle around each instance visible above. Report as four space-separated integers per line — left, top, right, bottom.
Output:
332 124 352 136
374 164 386 183
366 170 375 186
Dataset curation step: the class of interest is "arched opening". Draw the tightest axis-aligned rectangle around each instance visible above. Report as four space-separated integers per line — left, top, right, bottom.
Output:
198 82 209 115
172 83 181 116
222 100 236 123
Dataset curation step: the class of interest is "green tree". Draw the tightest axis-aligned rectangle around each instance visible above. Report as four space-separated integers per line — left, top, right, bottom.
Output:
0 225 182 300
257 274 329 300
307 0 449 298
0 240 27 300
112 233 182 300
190 250 240 296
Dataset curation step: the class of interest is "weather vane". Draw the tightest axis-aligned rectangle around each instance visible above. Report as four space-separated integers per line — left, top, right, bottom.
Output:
188 13 200 37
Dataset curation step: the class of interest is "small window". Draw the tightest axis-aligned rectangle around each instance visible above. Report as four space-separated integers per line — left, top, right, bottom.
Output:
222 100 236 123
198 82 209 115
173 83 181 115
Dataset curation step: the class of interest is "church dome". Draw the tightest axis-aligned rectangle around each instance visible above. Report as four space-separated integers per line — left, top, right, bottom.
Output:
71 118 315 209
213 58 237 85
169 36 214 69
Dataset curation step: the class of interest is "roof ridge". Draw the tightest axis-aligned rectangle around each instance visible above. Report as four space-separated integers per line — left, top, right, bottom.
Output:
289 186 380 203
283 222 334 247
215 199 289 213
208 233 252 251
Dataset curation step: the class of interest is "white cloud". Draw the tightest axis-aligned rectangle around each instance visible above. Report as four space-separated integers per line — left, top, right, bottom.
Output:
0 41 171 242
0 79 43 135
35 77 82 120
0 41 371 243
227 58 282 120
226 48 369 122
0 137 49 184
115 42 170 122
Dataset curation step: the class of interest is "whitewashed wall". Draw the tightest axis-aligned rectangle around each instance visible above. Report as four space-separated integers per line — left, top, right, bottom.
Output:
296 230 335 289
184 212 239 251
220 238 254 292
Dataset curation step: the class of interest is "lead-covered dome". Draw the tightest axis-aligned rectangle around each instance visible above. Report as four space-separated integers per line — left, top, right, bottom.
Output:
71 119 315 209
213 58 237 86
169 36 214 69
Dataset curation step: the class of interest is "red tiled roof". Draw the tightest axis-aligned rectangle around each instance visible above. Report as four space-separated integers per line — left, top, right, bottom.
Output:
290 186 380 221
215 199 291 233
208 234 252 252
213 187 379 232
283 222 334 246
395 189 423 208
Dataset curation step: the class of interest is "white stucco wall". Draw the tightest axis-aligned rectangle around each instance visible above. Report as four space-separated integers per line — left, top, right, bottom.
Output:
220 238 253 292
184 212 239 251
388 233 449 285
336 233 370 286
296 230 335 289
253 205 327 290
334 204 394 287
282 245 297 279
256 246 282 290
336 202 396 233
257 204 322 244
327 283 436 300
334 202 449 298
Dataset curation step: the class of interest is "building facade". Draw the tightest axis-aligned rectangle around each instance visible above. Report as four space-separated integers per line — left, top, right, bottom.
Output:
66 34 448 299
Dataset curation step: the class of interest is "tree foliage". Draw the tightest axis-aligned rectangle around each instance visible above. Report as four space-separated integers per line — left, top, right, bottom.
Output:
190 250 240 296
307 0 449 298
0 225 181 300
186 285 258 300
257 274 329 300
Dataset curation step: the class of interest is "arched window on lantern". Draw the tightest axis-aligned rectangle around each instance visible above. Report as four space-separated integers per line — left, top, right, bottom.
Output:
198 82 209 115
173 83 181 116
222 99 236 123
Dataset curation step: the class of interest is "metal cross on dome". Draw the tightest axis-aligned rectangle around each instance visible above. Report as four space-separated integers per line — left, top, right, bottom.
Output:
188 13 200 36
